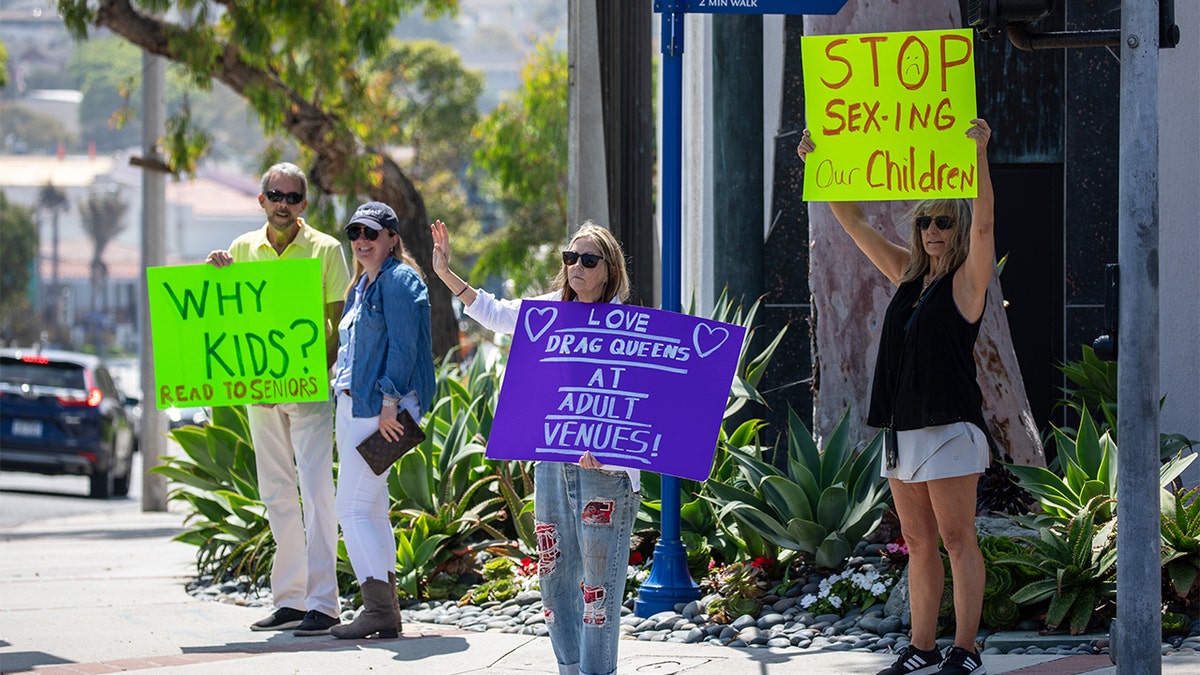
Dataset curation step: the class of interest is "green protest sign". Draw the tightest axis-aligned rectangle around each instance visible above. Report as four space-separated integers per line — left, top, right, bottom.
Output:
146 259 330 409
801 28 978 201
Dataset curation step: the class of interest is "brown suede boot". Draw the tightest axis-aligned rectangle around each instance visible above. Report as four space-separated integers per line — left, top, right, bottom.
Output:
387 571 403 634
330 577 398 639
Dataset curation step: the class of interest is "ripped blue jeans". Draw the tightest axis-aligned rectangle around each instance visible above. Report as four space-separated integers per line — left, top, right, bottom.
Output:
534 461 638 675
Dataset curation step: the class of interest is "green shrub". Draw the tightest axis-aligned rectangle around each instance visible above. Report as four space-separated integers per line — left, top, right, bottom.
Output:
1006 407 1194 524
704 559 771 624
461 557 530 604
1056 344 1117 431
1056 345 1197 465
997 497 1117 635
1161 486 1200 608
637 293 787 568
704 408 890 570
152 405 276 590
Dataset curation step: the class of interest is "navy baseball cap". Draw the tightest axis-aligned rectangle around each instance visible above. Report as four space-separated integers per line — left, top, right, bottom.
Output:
348 201 399 233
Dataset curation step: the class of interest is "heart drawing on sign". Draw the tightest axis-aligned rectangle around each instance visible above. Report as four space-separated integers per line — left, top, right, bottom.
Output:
693 323 730 359
524 306 558 343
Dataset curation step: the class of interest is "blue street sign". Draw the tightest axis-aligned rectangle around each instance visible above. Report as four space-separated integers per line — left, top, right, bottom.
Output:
654 0 849 15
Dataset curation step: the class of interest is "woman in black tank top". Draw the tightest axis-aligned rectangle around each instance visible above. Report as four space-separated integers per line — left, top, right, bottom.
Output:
797 119 994 675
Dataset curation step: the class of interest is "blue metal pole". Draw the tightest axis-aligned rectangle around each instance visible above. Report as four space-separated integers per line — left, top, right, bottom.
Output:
635 5 700 618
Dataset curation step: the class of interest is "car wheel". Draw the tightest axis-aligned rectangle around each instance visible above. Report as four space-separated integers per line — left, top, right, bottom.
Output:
113 465 131 498
90 466 114 499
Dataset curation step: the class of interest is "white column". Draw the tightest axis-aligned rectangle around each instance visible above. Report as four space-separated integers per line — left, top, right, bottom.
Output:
1158 0 1200 487
567 0 610 233
680 14 714 315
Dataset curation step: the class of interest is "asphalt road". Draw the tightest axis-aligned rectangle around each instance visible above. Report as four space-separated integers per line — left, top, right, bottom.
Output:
0 451 148 529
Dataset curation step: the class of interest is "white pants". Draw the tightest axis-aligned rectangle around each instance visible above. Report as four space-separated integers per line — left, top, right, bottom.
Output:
334 392 397 583
247 400 340 617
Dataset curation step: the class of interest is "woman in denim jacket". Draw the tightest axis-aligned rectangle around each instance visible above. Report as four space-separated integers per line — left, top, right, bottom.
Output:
431 218 636 675
330 202 434 639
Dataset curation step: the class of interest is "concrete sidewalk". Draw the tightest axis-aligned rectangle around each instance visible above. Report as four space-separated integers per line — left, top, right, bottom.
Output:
1 509 1196 675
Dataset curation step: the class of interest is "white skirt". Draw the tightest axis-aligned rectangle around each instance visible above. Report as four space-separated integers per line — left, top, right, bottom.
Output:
883 421 989 483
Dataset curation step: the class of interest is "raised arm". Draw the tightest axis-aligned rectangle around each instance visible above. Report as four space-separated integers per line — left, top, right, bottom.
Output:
797 130 910 285
430 219 477 306
952 119 994 323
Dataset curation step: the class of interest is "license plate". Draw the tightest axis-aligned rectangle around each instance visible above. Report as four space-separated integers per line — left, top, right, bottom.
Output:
12 419 43 437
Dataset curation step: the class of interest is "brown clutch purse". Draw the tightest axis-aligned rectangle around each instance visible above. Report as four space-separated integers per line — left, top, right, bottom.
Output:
355 408 426 475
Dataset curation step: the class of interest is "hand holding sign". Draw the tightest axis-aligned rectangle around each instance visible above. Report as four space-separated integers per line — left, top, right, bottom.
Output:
146 259 331 409
801 29 978 202
487 301 745 482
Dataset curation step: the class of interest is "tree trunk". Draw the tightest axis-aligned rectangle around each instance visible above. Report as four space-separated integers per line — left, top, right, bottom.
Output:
805 3 1044 467
91 0 458 357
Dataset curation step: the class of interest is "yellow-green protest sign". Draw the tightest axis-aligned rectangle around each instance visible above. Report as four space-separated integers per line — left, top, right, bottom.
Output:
801 28 978 201
146 259 330 409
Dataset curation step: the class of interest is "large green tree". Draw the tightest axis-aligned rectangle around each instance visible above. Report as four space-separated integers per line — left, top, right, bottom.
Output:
362 38 485 252
0 103 78 154
68 37 143 150
66 35 270 160
0 192 40 345
58 0 461 356
469 38 567 296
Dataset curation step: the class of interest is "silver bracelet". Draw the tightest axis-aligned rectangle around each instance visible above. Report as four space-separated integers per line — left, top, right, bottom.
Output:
381 399 397 407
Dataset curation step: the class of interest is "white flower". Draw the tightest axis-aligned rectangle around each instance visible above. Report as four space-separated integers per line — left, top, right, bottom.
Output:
800 594 817 609
871 582 888 597
829 595 843 608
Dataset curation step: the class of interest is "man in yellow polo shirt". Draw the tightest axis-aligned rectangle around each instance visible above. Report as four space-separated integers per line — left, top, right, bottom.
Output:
206 162 351 636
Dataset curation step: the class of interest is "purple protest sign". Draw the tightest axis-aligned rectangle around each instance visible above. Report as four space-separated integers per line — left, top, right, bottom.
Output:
486 301 746 481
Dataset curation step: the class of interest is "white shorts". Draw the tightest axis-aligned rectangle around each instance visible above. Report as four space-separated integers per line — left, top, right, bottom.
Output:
883 421 989 483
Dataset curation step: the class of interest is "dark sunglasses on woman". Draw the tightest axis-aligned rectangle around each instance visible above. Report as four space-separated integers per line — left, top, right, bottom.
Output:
265 189 305 205
915 215 954 231
561 251 604 268
345 226 381 242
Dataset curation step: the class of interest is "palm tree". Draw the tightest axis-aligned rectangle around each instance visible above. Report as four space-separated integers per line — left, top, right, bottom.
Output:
78 189 129 314
36 183 69 326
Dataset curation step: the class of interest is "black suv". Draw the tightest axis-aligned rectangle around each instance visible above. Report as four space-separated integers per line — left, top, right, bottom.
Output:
0 348 136 498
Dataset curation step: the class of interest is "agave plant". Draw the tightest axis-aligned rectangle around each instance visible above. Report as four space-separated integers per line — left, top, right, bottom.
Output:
704 291 788 422
1161 486 1200 604
704 407 891 569
638 293 787 565
1006 407 1195 524
1056 344 1118 432
998 496 1117 635
151 405 275 588
385 365 522 598
638 417 770 564
1056 345 1198 464
425 349 536 551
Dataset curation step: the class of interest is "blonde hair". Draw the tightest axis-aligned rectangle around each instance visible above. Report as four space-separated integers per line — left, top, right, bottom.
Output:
550 221 631 303
899 198 974 284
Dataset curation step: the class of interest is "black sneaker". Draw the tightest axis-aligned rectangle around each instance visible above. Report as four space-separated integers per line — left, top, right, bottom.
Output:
249 606 306 631
937 646 985 675
292 609 341 636
877 644 944 675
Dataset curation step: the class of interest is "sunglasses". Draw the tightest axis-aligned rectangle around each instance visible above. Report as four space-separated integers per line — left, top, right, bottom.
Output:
562 251 604 269
265 189 305 205
915 215 955 231
345 226 381 242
